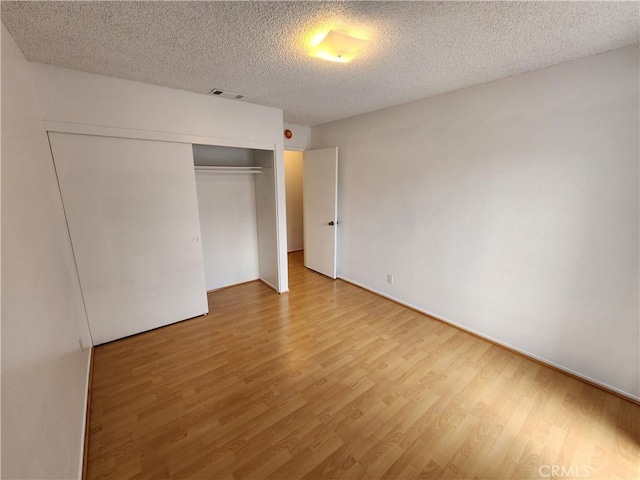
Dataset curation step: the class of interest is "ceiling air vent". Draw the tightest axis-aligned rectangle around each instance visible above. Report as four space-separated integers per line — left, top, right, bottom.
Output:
208 88 246 100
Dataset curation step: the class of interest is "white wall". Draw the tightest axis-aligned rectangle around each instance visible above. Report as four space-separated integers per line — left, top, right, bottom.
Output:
30 63 289 292
285 150 304 251
312 45 640 399
1 23 92 478
196 173 260 290
254 151 281 290
32 63 281 146
284 123 311 151
193 144 254 166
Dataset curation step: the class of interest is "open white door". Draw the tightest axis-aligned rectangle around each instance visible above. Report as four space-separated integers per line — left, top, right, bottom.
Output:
303 147 338 279
49 133 208 345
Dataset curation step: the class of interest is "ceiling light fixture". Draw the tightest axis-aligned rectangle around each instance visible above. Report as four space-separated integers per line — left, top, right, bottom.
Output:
308 30 371 63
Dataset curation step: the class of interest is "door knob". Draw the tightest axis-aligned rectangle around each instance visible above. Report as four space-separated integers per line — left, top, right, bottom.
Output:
328 221 335 226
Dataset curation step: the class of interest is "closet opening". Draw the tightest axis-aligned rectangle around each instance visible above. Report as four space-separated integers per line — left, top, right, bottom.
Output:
193 144 279 293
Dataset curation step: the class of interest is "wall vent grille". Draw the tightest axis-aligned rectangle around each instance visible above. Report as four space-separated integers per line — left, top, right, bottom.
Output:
208 88 246 100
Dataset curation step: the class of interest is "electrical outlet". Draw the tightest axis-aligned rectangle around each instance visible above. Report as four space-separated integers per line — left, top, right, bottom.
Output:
387 274 393 284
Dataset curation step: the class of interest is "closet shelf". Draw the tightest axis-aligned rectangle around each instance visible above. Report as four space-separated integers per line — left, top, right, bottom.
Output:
194 166 263 174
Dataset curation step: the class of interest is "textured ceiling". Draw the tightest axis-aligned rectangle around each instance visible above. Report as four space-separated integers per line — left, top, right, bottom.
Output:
2 1 638 126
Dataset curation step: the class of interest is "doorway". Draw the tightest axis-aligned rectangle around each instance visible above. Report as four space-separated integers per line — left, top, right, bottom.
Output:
284 150 305 253
285 147 339 280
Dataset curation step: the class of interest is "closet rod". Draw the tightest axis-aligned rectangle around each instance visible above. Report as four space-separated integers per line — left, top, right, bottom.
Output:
194 166 263 174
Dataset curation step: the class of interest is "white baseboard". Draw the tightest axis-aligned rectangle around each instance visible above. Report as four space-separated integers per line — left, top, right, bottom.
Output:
78 347 93 479
206 277 260 293
338 275 640 404
259 277 280 293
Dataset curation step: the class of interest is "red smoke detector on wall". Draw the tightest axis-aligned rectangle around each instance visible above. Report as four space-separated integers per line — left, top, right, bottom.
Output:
284 129 293 139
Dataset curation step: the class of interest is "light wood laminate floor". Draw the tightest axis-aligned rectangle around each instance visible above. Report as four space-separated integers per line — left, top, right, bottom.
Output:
87 251 639 479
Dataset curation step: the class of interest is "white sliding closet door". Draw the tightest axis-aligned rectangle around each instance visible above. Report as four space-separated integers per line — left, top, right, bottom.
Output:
49 133 208 345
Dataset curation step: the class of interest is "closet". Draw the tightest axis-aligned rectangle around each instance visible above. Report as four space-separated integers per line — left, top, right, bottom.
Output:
49 133 280 345
192 144 278 292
